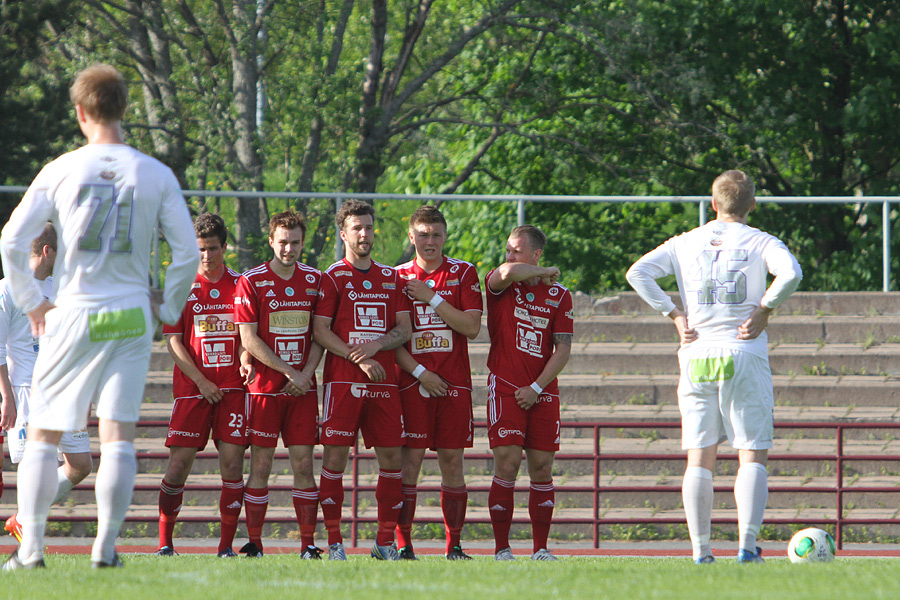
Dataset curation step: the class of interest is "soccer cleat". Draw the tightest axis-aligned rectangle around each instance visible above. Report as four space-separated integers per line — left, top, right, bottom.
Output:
217 548 238 558
156 546 176 556
736 547 764 563
371 541 400 561
300 546 323 560
446 546 472 560
694 555 716 564
328 542 347 561
91 554 124 569
4 515 22 543
494 547 516 561
2 549 45 570
239 542 264 558
398 546 418 560
531 548 559 561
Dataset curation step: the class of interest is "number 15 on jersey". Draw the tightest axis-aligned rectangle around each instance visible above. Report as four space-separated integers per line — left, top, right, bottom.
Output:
691 249 748 305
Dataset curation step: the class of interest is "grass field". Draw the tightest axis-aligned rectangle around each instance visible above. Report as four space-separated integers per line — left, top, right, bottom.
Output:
4 554 900 600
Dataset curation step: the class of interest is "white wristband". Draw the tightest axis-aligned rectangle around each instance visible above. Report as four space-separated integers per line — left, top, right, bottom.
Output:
428 294 444 309
411 364 427 379
530 382 543 395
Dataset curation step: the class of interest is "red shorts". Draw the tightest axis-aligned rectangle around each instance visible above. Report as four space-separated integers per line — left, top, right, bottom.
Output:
486 373 560 451
400 383 473 449
321 382 403 448
247 391 318 448
165 390 248 449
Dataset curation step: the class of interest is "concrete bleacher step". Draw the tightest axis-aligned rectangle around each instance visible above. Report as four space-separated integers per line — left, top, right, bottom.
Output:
15 291 900 545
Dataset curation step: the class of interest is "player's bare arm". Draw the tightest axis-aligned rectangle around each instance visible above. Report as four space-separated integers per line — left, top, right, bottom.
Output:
312 314 383 382
280 341 324 396
357 358 386 383
166 332 223 403
667 307 698 344
347 312 411 363
488 263 560 294
737 305 773 340
513 332 572 410
238 348 256 385
25 299 55 338
239 322 310 395
396 346 448 396
0 364 16 430
405 278 482 339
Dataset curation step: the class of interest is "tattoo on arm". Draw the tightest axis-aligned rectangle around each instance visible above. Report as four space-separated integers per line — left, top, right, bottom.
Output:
376 325 409 351
552 333 573 348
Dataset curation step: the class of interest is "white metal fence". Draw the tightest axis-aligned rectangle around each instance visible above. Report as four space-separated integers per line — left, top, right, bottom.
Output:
1 186 897 291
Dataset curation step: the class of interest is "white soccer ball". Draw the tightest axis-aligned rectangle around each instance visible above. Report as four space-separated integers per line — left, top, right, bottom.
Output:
787 528 836 563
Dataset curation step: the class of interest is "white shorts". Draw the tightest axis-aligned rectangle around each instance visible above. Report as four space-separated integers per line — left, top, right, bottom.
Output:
677 346 774 451
8 386 92 464
29 298 153 432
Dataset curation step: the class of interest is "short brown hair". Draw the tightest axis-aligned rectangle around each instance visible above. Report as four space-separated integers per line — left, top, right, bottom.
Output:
409 205 447 231
69 64 128 123
194 213 227 245
712 170 755 216
269 210 307 239
510 224 546 251
30 223 57 256
335 199 375 230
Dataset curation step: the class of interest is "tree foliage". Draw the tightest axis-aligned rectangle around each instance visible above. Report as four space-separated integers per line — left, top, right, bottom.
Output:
4 1 900 290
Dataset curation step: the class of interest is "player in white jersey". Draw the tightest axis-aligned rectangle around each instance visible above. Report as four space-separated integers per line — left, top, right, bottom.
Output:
626 170 802 564
0 225 92 543
0 64 199 570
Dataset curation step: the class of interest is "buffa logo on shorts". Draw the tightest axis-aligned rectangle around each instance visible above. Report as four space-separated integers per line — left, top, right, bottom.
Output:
168 430 201 438
325 427 355 437
350 384 390 398
498 428 524 438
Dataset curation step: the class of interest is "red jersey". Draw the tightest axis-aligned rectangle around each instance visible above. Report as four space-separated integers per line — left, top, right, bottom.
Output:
485 270 574 394
318 258 408 385
163 268 243 400
235 261 322 394
395 256 482 389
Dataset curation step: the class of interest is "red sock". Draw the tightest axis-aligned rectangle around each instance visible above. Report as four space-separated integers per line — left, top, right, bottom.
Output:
489 476 515 553
243 486 268 549
219 478 244 553
529 480 555 552
293 486 319 549
395 484 417 549
158 479 184 549
376 469 402 546
441 484 468 553
319 468 344 545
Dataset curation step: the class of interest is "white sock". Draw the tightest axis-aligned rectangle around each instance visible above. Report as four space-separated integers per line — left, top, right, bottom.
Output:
51 466 76 506
91 441 136 564
682 466 713 560
735 462 768 552
17 441 60 563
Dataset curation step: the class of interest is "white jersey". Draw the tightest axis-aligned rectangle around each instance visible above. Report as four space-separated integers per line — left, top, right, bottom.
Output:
626 220 802 357
0 276 54 387
0 144 199 324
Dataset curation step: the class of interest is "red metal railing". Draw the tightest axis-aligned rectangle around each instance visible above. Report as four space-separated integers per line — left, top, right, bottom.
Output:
40 420 900 549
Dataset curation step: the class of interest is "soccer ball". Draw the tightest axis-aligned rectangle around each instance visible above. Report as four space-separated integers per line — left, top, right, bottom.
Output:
787 528 835 563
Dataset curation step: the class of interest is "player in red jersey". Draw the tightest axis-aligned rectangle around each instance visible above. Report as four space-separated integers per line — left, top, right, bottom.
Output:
235 210 325 558
157 213 254 558
485 225 573 562
393 206 482 560
313 199 411 561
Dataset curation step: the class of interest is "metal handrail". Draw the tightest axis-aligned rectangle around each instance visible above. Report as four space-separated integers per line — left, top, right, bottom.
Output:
28 418 900 550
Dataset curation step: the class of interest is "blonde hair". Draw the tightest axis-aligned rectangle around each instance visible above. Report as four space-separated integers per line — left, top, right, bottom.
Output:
69 64 128 123
712 170 755 217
